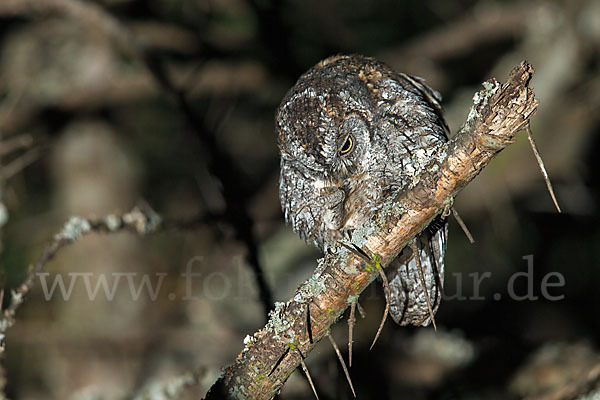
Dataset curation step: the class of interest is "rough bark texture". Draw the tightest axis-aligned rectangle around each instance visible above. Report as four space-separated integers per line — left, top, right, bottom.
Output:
204 61 538 400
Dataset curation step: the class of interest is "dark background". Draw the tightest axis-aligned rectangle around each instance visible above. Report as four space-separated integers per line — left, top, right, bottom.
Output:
0 0 599 399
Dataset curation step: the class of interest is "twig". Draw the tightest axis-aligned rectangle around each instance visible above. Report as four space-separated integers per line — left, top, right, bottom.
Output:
0 205 207 336
0 0 142 58
204 61 538 399
0 134 34 157
526 124 562 213
1 0 275 320
327 333 356 398
356 302 366 319
298 352 319 400
411 241 437 331
347 302 356 367
451 208 475 244
0 205 208 399
369 266 390 350
0 145 45 181
379 3 534 64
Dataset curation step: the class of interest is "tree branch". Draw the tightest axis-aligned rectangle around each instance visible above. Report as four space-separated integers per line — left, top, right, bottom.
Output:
1 0 275 319
204 61 538 399
0 205 207 337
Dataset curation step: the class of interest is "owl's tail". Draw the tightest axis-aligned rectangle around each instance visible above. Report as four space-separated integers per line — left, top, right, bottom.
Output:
386 215 447 327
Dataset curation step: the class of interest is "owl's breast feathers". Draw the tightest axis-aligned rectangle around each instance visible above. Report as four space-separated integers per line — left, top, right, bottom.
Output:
339 171 379 231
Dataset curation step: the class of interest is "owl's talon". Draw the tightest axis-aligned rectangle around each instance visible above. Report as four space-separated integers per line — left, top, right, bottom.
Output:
442 199 454 218
341 227 354 241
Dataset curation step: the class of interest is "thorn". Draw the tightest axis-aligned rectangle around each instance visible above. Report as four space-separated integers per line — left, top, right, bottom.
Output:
526 124 562 213
356 302 366 319
451 208 475 244
411 241 437 331
269 347 290 377
298 350 319 400
369 266 390 350
340 242 372 263
327 333 356 397
348 302 356 367
306 304 314 344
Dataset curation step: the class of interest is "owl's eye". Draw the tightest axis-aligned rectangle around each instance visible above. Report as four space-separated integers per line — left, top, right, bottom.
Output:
339 136 354 155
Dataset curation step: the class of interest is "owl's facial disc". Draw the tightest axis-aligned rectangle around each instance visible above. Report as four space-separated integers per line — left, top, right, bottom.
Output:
276 79 371 182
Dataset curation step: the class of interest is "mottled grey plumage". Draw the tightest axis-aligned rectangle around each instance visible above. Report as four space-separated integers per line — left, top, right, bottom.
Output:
276 54 448 327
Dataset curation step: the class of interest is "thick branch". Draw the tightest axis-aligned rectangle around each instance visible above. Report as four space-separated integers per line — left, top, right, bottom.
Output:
204 61 538 400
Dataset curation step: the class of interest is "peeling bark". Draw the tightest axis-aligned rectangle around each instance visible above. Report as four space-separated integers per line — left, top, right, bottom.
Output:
204 61 538 400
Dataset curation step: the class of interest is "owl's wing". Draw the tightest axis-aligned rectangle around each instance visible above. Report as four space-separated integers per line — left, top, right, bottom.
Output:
380 74 449 326
399 73 450 139
386 216 447 326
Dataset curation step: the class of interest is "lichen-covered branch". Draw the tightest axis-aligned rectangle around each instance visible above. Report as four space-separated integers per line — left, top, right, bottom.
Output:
0 205 207 340
0 201 211 399
204 61 538 400
1 0 276 319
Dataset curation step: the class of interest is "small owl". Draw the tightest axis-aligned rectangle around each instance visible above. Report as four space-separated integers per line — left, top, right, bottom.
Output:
276 55 448 327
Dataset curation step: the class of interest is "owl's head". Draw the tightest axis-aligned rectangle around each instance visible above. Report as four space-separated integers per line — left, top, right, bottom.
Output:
276 55 448 250
275 55 378 183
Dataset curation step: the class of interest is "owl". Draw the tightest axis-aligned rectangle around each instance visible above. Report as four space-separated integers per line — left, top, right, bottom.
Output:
276 55 448 327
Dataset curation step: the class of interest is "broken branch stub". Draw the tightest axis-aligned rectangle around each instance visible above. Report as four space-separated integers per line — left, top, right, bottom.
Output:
204 61 538 400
